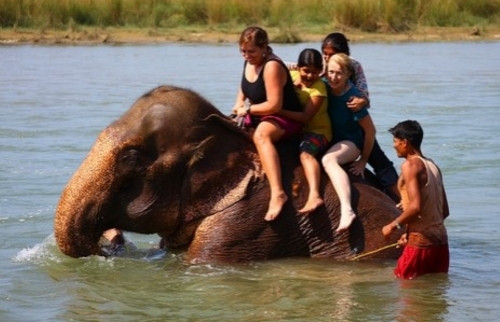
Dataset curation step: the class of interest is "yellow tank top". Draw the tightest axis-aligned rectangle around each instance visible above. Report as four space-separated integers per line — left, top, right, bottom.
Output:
290 71 332 141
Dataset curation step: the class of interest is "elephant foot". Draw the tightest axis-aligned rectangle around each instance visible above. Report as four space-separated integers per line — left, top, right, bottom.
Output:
298 196 324 216
336 210 357 233
264 192 288 221
102 228 125 245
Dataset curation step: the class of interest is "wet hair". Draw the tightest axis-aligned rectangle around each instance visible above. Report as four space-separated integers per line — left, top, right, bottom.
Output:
321 32 350 56
388 120 424 149
239 26 269 48
328 53 353 78
297 48 323 70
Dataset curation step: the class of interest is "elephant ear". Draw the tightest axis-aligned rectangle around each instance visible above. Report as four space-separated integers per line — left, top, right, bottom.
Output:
179 114 262 224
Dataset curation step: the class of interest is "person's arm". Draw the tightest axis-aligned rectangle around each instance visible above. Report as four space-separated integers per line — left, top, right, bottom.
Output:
347 59 370 111
382 159 424 238
352 59 369 101
347 95 368 112
248 60 285 116
284 61 298 71
232 87 247 117
350 114 375 177
279 95 324 123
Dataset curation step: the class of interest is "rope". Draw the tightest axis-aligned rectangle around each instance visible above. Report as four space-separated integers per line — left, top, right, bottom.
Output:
229 113 246 128
349 242 399 261
237 116 245 128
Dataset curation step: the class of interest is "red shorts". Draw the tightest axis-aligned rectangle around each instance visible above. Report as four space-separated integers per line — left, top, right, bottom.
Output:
394 244 449 279
244 114 303 140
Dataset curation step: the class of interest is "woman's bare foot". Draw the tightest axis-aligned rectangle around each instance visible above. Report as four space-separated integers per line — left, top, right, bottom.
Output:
298 196 324 216
264 193 288 221
336 209 356 233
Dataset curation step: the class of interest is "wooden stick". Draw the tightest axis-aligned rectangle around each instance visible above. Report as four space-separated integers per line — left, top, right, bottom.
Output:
349 242 399 261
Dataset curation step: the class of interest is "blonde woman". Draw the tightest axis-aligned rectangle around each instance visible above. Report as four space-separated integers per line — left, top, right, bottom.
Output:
322 53 376 233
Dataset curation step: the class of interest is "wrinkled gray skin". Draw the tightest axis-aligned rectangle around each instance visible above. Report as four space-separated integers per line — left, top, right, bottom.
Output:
55 85 401 263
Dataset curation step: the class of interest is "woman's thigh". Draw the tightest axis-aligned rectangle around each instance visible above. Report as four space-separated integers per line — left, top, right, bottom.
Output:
253 119 286 142
323 141 360 165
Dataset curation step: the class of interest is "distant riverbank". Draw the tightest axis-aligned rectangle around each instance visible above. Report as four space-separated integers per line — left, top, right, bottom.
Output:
2 26 500 45
2 0 499 45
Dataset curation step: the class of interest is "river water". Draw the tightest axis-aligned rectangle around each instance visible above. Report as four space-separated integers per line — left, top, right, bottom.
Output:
1 40 499 321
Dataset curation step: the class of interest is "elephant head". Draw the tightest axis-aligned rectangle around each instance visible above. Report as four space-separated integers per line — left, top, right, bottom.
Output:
55 85 260 258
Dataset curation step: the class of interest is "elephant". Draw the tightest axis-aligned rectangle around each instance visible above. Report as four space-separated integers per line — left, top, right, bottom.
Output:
54 85 402 263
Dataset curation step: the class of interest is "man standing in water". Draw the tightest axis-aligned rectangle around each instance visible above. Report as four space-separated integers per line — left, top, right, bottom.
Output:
382 120 450 279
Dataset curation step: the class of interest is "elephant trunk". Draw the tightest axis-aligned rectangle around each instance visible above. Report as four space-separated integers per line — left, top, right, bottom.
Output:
55 132 118 258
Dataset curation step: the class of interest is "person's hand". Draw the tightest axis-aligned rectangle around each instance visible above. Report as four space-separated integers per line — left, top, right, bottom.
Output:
234 100 253 117
229 114 239 124
347 96 366 112
235 105 247 117
382 223 395 238
231 104 241 115
397 233 408 247
232 103 247 117
349 159 367 178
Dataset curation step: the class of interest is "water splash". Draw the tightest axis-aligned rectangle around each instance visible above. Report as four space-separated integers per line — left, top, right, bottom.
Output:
13 233 170 268
12 234 62 265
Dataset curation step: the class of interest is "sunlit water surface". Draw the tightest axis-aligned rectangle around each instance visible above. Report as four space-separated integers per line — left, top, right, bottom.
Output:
1 41 499 321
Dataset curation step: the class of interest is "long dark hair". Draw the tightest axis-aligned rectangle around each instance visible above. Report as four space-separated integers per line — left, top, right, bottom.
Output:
297 48 323 70
321 32 350 56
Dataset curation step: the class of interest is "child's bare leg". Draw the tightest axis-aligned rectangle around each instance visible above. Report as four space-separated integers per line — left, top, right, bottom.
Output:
298 152 323 215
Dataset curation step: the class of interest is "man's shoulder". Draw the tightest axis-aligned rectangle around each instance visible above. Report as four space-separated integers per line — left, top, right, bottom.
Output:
402 157 426 174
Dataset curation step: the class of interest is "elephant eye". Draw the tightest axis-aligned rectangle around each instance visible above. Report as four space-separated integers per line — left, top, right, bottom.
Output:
121 149 140 166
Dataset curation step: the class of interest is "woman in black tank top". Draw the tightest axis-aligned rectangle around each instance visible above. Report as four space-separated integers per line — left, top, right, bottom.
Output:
232 26 303 222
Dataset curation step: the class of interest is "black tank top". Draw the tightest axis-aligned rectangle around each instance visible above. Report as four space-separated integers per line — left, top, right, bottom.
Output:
241 58 302 112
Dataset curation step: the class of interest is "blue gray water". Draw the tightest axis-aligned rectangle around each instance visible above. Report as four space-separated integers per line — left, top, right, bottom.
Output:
1 40 500 321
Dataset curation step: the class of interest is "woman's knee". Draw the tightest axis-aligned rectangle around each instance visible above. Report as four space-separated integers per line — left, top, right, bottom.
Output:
322 153 339 168
255 121 283 142
253 128 272 146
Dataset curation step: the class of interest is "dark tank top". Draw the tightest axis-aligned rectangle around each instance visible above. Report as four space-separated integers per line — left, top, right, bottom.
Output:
241 58 302 112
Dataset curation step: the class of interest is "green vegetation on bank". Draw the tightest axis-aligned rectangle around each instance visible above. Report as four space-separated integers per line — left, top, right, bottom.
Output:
1 0 500 42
